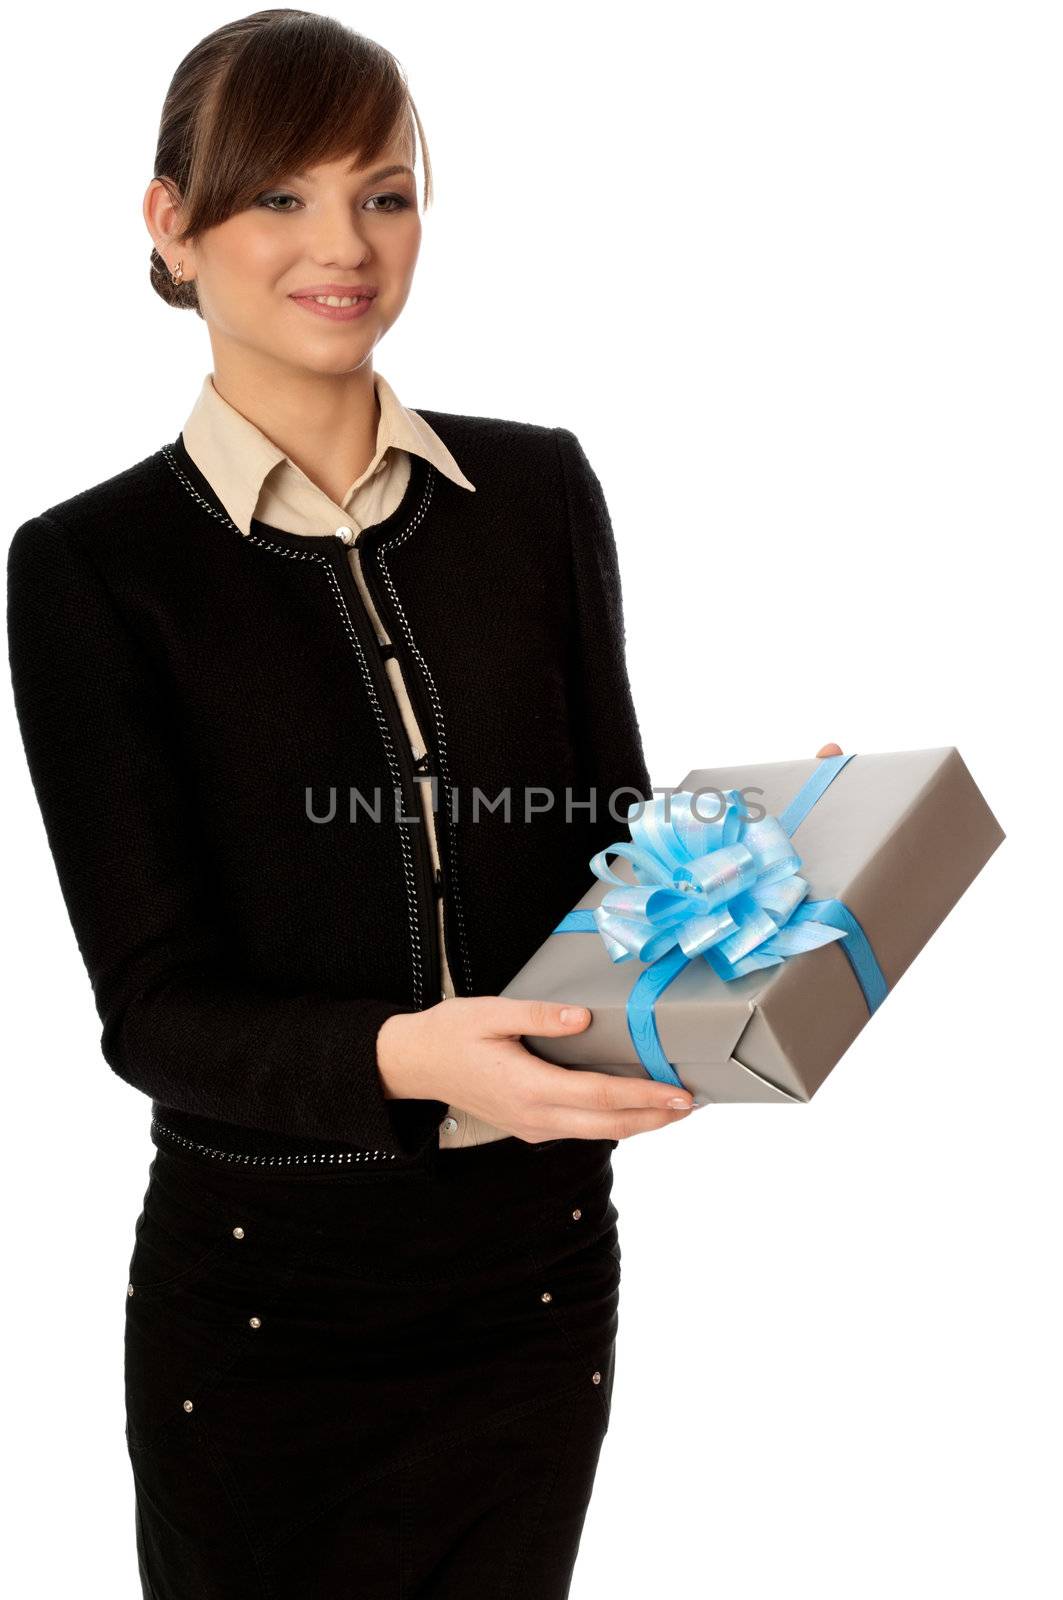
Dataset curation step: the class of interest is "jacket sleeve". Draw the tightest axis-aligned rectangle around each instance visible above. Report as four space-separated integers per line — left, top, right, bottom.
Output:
6 512 448 1157
554 427 654 849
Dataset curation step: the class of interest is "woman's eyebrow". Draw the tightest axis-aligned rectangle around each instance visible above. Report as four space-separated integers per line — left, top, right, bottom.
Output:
290 162 415 183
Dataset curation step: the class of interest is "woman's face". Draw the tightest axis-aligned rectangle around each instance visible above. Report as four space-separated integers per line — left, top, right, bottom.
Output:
150 134 422 377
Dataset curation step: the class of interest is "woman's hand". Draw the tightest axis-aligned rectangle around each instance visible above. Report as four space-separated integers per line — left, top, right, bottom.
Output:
377 998 700 1143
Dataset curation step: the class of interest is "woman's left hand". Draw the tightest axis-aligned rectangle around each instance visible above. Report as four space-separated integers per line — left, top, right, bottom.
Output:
816 742 843 757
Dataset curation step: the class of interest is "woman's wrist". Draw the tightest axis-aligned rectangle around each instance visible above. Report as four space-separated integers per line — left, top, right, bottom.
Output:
376 1009 435 1101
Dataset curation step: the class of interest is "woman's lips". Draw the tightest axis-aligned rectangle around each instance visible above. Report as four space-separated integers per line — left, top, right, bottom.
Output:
289 294 376 322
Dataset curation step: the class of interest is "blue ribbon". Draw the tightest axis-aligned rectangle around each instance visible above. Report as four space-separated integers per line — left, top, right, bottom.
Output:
552 752 887 1088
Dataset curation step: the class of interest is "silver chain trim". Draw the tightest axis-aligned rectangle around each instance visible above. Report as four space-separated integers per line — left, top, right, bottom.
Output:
151 1118 397 1166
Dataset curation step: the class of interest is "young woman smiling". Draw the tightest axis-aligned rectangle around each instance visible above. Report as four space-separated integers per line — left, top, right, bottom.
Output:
8 9 843 1595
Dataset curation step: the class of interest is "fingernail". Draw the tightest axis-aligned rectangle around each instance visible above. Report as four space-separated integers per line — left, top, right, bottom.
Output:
667 1096 693 1110
560 1007 588 1025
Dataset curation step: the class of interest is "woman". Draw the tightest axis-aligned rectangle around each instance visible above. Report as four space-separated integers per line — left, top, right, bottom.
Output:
8 11 842 1596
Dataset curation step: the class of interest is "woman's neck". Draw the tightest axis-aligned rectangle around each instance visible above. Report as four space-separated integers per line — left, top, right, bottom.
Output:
208 349 381 505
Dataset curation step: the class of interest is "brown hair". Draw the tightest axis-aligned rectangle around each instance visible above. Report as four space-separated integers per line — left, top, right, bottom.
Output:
149 9 433 317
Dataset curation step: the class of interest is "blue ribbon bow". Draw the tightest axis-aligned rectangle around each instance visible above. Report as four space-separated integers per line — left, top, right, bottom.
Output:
553 752 888 1088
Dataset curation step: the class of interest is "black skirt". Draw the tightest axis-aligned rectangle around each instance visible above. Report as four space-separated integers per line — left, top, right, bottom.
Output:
124 1130 621 1598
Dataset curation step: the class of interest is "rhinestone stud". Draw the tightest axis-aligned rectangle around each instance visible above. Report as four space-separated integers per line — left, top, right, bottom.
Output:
571 1208 582 1221
183 1399 194 1412
591 1370 601 1385
232 1226 245 1240
249 1316 261 1329
127 1282 134 1297
540 1291 553 1303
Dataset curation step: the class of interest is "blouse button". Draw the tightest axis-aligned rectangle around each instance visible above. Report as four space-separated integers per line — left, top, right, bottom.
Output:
334 526 355 544
441 1117 459 1134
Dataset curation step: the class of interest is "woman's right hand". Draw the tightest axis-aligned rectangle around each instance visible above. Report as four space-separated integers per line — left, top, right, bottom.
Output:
376 997 701 1143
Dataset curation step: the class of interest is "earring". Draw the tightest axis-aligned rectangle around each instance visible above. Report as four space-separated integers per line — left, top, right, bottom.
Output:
170 260 184 287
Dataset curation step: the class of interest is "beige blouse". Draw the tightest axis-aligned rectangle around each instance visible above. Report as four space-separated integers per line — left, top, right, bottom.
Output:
181 369 510 1149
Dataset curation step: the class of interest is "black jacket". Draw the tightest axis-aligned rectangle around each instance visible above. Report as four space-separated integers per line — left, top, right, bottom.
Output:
7 414 652 1166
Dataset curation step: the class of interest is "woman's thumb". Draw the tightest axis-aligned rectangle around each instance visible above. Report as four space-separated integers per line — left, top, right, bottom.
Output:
483 996 592 1037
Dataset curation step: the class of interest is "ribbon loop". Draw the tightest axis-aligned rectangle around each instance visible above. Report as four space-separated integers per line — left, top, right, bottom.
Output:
575 787 848 985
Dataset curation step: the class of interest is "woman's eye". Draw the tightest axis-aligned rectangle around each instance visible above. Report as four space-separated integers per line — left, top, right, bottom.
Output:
365 194 410 213
255 192 300 212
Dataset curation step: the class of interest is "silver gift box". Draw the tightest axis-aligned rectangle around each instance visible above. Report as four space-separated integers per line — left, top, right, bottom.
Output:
499 748 1005 1103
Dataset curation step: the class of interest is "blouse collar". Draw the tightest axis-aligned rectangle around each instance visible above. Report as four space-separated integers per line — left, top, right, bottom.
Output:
180 368 475 538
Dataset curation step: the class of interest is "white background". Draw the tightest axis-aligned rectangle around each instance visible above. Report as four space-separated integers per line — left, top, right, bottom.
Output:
2 3 1059 1595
